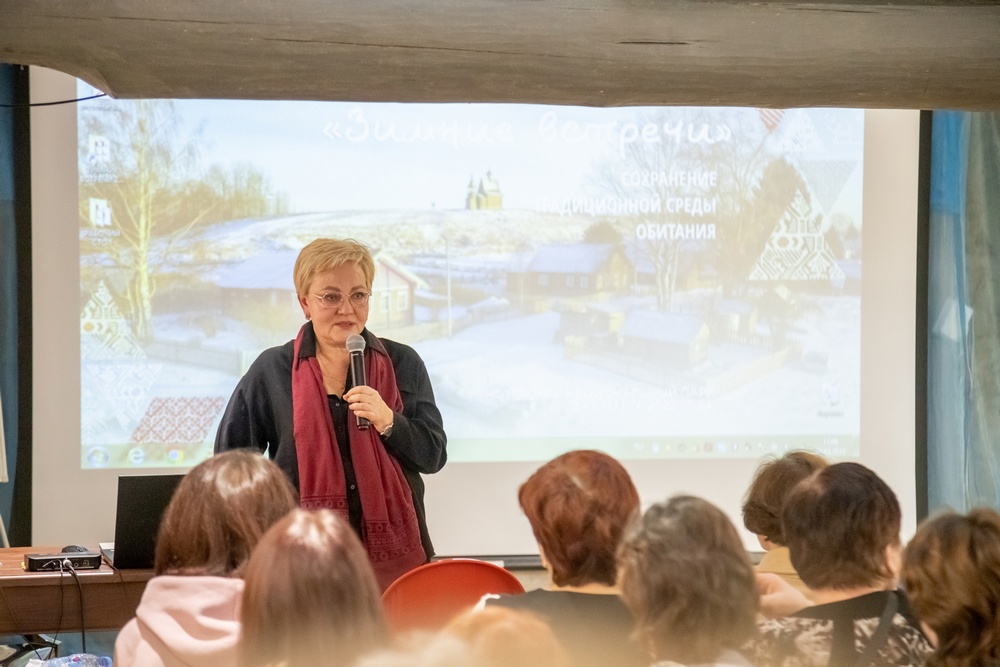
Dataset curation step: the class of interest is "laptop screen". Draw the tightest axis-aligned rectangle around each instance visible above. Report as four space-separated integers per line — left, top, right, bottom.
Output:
110 474 185 569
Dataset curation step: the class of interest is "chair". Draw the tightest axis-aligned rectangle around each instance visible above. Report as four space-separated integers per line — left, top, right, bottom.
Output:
381 558 526 633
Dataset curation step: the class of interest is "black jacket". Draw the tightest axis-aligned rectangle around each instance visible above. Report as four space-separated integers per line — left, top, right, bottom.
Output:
214 327 447 558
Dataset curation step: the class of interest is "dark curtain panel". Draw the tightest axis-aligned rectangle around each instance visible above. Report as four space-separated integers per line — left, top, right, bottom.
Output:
0 64 31 545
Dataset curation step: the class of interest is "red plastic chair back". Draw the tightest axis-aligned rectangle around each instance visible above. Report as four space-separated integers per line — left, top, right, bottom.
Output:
381 558 526 633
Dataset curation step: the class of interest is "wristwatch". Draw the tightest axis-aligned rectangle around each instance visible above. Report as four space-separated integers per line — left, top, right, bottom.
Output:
379 419 394 438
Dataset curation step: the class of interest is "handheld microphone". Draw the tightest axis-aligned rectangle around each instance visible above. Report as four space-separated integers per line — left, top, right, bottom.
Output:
346 334 369 430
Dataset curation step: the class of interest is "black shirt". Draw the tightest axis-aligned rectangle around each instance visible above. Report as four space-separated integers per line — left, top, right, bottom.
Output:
487 589 645 667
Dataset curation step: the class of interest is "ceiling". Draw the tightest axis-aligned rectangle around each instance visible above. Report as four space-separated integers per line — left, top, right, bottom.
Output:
2 0 999 109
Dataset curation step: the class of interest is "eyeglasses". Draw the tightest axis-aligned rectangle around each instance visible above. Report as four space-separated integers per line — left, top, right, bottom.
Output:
312 291 371 309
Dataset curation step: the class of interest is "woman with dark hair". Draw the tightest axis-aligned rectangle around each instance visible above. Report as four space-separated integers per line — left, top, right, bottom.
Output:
215 238 447 590
114 450 298 667
239 508 389 667
485 449 644 667
747 462 933 667
618 495 759 667
742 451 828 596
902 507 1000 667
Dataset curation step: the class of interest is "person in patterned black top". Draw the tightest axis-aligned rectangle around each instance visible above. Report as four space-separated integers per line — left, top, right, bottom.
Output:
745 462 933 667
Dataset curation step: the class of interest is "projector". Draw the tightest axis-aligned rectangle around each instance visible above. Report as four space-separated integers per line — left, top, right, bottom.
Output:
24 552 103 572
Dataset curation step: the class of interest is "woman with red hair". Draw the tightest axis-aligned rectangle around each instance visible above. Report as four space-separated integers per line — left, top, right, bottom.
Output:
484 450 644 666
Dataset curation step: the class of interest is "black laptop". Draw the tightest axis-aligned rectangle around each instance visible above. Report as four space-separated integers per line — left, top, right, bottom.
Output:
100 474 184 569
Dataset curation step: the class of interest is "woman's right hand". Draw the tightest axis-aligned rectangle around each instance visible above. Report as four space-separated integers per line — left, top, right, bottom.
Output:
756 572 811 618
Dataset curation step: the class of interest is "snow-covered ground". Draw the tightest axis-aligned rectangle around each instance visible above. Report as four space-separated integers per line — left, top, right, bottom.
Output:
81 294 860 467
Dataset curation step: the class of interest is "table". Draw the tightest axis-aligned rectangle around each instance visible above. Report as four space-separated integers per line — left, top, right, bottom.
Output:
0 547 152 635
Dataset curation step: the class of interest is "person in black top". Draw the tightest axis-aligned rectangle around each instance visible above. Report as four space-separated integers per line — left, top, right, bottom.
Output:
214 238 446 589
485 450 645 667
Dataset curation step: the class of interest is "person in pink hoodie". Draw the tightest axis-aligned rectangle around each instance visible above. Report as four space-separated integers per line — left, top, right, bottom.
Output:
114 450 298 667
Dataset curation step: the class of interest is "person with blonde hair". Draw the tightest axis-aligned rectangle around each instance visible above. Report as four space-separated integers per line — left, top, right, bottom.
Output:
902 507 1000 667
216 238 447 589
618 495 759 667
355 606 571 667
444 606 571 667
114 450 298 667
239 508 389 667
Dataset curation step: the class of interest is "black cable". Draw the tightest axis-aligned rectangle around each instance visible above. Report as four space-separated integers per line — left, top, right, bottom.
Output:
107 560 131 610
0 93 107 108
64 562 87 655
52 560 67 655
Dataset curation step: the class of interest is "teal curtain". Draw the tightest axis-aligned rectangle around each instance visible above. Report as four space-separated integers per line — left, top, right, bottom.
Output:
928 110 1000 512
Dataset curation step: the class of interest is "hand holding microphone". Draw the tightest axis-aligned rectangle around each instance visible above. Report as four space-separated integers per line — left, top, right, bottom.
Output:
345 334 396 435
346 334 370 430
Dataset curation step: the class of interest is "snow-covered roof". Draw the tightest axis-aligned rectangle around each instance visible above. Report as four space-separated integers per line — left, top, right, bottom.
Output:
374 252 430 290
622 310 708 344
528 243 615 274
624 238 714 276
478 170 501 195
212 249 428 291
717 299 755 315
214 249 298 290
505 251 536 272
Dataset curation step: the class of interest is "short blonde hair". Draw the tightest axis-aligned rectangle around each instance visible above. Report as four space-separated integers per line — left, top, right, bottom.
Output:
444 606 571 667
293 238 375 297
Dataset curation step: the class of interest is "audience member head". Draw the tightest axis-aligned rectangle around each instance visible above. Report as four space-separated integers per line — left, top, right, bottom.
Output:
618 495 758 664
783 462 901 591
240 508 388 667
154 449 297 576
444 606 572 667
903 507 1000 667
355 607 571 667
742 450 829 548
518 450 640 587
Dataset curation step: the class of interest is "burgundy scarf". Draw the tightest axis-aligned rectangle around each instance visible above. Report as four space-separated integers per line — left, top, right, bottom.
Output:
291 323 425 590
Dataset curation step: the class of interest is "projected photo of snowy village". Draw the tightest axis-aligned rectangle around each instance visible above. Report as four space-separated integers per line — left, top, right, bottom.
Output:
78 95 864 468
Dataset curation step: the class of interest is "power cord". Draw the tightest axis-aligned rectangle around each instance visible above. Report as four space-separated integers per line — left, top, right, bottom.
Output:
48 559 66 655
60 559 87 655
0 93 108 108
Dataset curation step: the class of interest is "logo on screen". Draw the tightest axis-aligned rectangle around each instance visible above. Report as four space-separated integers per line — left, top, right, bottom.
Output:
86 447 110 468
